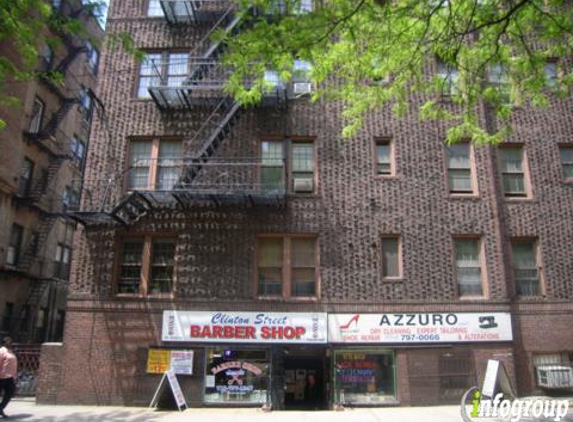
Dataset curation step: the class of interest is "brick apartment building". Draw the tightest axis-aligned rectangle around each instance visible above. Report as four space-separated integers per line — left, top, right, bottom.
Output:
0 0 102 345
36 0 573 409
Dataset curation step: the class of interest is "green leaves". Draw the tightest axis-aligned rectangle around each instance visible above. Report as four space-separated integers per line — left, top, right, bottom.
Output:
221 0 573 143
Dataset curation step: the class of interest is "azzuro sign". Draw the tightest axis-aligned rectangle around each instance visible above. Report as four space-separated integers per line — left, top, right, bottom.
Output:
328 313 513 343
162 311 327 344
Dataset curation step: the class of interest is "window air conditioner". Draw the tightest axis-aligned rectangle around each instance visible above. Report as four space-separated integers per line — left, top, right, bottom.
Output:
293 178 314 193
293 82 312 95
536 366 573 389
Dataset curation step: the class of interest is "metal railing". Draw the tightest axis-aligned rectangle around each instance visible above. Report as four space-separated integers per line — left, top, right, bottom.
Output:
68 157 286 214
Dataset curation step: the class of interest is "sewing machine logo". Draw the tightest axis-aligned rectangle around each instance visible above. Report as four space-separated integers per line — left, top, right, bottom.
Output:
478 316 498 329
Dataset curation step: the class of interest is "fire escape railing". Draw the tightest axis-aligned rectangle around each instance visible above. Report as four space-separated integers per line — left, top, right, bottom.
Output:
160 0 233 25
67 157 286 226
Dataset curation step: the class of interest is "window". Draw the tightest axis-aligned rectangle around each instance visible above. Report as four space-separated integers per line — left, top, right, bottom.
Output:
137 52 188 98
263 70 284 92
63 185 79 208
85 41 99 74
545 61 558 88
499 146 528 198
79 88 93 124
54 243 72 279
71 136 87 170
35 307 48 343
127 138 182 190
291 142 315 193
40 44 53 67
256 235 318 299
446 143 474 194
333 350 396 405
437 58 459 96
260 139 315 193
6 224 24 266
488 64 511 105
54 310 66 342
381 236 401 279
29 97 44 133
454 239 483 297
1 303 14 333
375 138 393 176
147 0 164 16
294 0 313 13
559 145 573 180
260 141 285 191
205 348 269 404
117 237 176 295
511 240 540 296
18 158 34 197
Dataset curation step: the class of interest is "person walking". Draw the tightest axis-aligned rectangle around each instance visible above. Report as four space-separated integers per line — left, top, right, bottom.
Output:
0 337 17 419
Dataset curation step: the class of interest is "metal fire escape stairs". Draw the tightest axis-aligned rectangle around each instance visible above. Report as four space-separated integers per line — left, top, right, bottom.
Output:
110 3 248 224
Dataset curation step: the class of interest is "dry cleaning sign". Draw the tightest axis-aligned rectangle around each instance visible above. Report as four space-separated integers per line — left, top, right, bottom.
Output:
328 312 513 343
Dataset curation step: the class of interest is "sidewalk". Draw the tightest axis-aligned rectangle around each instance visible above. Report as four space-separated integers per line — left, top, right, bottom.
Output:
5 398 573 422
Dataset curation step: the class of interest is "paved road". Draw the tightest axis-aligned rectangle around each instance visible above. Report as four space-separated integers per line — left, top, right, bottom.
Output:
4 398 573 422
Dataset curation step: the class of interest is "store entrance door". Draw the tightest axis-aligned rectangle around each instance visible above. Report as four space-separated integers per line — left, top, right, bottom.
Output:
283 347 328 410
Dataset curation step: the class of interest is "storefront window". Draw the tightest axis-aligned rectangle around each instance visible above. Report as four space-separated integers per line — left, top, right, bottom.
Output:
205 348 270 404
333 350 396 405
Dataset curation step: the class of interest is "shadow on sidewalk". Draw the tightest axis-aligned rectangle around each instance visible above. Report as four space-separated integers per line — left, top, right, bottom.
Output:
5 410 162 422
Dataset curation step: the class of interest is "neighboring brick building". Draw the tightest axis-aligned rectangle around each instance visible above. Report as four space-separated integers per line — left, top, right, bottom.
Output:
0 0 102 344
38 0 573 408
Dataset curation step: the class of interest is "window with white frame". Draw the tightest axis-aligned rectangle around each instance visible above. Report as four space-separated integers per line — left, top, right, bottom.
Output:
559 145 573 180
127 138 182 190
137 52 188 98
86 41 99 74
488 64 511 105
544 61 558 88
437 58 459 96
147 0 164 16
375 138 393 176
29 97 44 133
499 146 528 197
71 136 87 169
454 239 483 297
7 224 24 266
511 240 540 296
54 243 72 279
446 143 474 194
381 236 401 279
79 88 93 124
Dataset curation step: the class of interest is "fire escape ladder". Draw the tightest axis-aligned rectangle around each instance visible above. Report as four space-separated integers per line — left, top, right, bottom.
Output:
55 45 89 75
40 98 79 138
27 156 66 203
13 278 52 342
177 98 241 187
17 215 59 275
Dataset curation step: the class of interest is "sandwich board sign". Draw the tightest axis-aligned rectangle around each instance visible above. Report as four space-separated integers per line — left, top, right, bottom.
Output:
150 369 187 411
481 359 515 399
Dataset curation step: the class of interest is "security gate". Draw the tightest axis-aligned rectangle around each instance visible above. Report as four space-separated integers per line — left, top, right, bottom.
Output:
14 344 41 396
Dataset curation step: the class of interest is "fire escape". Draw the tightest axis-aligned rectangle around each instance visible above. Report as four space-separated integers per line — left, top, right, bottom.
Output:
9 1 101 340
69 0 289 228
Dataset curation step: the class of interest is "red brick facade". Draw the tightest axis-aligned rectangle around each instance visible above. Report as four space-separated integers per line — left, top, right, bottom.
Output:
37 0 573 408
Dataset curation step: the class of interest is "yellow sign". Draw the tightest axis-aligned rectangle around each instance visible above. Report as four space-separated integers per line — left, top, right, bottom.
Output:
147 349 171 374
